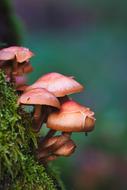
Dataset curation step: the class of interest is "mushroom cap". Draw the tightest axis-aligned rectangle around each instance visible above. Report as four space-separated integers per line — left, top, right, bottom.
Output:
18 88 60 108
0 46 34 62
54 139 76 156
25 72 84 97
38 135 70 151
47 100 95 132
0 51 14 61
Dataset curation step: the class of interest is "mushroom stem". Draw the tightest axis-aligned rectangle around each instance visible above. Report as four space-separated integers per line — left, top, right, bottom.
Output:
33 105 42 121
12 58 18 75
32 105 43 132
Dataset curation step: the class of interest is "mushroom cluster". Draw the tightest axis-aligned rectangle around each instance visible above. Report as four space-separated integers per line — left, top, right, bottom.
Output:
0 46 96 163
0 46 33 89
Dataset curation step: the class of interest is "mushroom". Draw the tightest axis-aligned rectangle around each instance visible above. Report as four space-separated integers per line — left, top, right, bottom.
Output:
47 100 95 139
0 46 33 81
25 72 84 136
41 140 76 162
37 135 76 162
0 46 34 63
2 62 33 94
40 100 95 157
18 88 60 132
37 135 70 159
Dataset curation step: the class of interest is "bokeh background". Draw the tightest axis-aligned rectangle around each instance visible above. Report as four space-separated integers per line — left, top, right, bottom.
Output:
5 0 127 189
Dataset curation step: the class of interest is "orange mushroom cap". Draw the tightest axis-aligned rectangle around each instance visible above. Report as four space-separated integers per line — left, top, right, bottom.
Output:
0 46 34 62
18 88 60 108
47 100 95 132
25 72 84 97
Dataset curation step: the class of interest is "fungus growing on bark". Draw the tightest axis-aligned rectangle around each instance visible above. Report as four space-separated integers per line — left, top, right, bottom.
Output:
37 100 95 162
0 45 96 167
18 88 60 132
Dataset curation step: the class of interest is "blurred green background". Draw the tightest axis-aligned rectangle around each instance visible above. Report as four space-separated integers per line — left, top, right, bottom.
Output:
8 0 127 189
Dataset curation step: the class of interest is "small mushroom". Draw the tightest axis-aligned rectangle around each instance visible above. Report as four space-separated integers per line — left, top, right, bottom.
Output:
18 88 60 132
0 46 34 81
0 46 34 63
47 100 95 135
37 135 70 159
37 136 76 162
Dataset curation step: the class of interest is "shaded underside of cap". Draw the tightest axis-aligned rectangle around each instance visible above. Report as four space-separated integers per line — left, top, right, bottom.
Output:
26 72 84 97
18 88 60 108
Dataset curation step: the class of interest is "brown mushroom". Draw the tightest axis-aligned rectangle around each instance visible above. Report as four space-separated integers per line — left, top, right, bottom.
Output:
37 135 76 162
37 135 70 159
47 100 95 134
18 88 60 132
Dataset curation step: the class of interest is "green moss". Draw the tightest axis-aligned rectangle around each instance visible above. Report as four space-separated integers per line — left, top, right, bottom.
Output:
0 70 61 190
